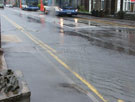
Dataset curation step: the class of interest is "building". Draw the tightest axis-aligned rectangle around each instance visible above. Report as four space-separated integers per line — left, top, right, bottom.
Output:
80 0 89 11
121 0 135 12
90 0 117 14
87 0 135 14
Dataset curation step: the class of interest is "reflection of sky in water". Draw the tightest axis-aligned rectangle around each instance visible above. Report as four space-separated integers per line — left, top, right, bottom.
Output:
39 15 45 26
74 18 78 23
74 18 78 27
60 28 64 45
59 18 64 45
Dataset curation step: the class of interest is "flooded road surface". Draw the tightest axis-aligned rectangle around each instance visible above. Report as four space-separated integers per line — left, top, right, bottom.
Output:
1 8 135 102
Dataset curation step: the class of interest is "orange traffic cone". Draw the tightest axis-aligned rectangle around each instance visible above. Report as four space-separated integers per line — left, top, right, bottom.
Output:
20 0 22 9
40 0 44 11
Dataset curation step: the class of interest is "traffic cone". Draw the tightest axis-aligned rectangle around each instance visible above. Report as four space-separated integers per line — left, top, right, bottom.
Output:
40 0 44 11
20 0 22 9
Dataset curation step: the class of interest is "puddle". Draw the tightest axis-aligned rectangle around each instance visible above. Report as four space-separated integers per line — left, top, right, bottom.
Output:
27 16 41 23
14 13 23 18
14 12 45 24
63 24 76 27
59 83 86 94
64 30 135 56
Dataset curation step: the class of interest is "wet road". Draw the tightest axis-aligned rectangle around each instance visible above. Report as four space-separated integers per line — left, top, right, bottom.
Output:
1 8 135 102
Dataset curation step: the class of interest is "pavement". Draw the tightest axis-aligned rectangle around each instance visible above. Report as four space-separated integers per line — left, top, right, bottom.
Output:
76 14 135 27
0 7 135 102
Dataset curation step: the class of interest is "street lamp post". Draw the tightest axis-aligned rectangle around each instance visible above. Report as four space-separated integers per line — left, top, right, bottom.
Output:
89 0 91 13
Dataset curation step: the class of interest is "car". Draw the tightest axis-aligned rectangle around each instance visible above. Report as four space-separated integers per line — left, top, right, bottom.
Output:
44 6 78 16
55 6 78 16
0 0 4 8
0 3 4 8
6 4 13 8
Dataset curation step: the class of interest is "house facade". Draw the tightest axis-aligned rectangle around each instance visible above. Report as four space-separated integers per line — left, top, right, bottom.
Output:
78 0 135 14
90 0 118 14
122 0 135 12
78 0 116 14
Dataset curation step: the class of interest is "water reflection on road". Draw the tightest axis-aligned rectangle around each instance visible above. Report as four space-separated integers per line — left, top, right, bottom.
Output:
58 17 135 102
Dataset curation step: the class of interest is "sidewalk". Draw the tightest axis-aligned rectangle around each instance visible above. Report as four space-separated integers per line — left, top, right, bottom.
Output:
76 14 135 27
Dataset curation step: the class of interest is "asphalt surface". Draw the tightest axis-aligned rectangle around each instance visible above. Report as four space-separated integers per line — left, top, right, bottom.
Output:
0 7 135 102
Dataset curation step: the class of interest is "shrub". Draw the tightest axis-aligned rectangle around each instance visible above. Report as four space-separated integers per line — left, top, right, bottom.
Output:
95 10 99 17
38 4 41 8
116 11 125 19
78 6 85 12
98 10 105 17
91 10 96 16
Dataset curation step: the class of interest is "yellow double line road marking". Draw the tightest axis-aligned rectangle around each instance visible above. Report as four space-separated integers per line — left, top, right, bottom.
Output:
2 15 108 102
2 15 56 54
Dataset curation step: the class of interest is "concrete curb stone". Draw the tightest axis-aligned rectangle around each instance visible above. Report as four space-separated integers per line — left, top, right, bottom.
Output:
0 70 31 102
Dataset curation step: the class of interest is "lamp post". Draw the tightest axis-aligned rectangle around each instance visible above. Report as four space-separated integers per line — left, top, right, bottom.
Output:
89 0 91 13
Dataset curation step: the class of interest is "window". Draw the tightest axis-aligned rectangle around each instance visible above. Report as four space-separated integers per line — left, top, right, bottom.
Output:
43 0 48 6
124 0 131 11
101 0 104 10
93 0 96 9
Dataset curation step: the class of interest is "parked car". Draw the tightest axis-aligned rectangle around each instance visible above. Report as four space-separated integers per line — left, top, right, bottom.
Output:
6 4 13 8
55 6 78 16
0 3 4 8
44 6 78 16
0 0 4 8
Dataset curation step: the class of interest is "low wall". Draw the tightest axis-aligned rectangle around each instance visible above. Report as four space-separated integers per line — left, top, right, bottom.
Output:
124 13 135 20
